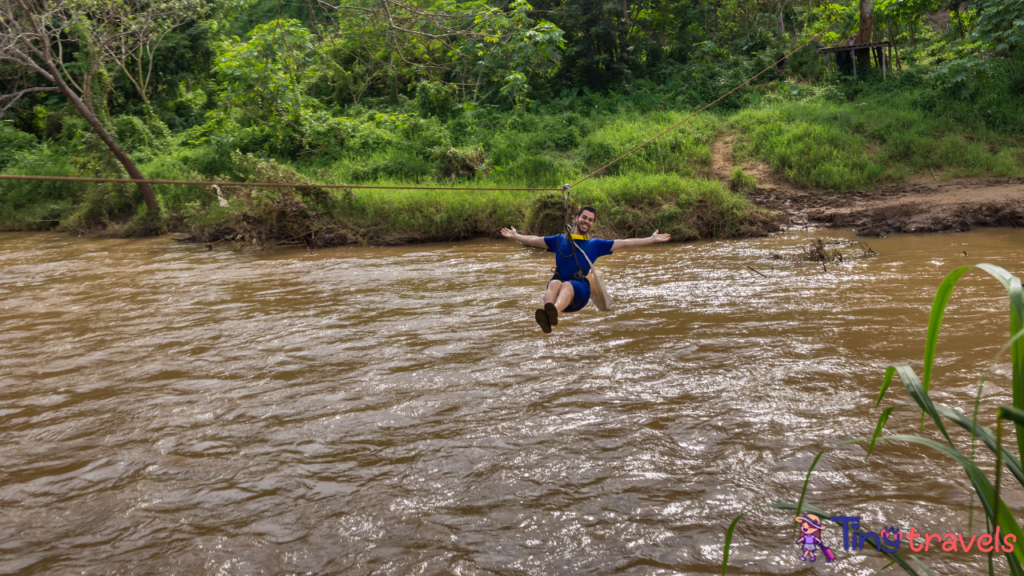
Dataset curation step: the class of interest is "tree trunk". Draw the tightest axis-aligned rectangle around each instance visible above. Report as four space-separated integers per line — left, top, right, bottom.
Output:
304 0 322 39
777 10 785 35
135 55 154 121
888 22 901 69
44 59 159 211
909 22 916 47
856 0 874 68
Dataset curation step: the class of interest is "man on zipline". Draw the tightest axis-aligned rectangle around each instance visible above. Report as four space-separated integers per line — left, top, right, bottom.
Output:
501 206 671 333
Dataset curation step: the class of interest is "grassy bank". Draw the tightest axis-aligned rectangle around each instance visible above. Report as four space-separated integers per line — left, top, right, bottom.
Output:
732 96 1024 191
165 158 777 245
2 71 1023 243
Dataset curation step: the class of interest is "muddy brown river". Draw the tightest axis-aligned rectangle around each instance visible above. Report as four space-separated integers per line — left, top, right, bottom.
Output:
2 229 1024 575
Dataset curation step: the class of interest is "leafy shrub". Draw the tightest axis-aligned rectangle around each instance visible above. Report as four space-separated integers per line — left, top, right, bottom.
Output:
112 115 172 162
214 19 319 139
0 125 38 170
415 81 458 119
141 155 214 214
59 181 142 233
0 145 78 228
58 115 90 146
298 111 354 159
431 146 485 180
545 112 588 150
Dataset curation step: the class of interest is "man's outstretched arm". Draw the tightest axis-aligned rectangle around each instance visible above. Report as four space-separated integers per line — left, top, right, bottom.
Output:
611 230 671 252
501 226 548 248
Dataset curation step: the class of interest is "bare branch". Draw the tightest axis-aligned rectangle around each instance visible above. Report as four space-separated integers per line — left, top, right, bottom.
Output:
0 86 57 116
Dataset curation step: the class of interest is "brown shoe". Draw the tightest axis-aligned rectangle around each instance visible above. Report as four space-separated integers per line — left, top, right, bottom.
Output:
544 302 559 326
535 308 552 333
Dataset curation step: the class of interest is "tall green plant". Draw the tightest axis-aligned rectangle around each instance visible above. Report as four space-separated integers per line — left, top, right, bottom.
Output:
722 264 1024 575
214 19 319 136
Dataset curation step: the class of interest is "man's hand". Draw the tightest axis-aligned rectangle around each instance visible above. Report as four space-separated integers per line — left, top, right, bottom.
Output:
501 227 547 248
611 229 671 252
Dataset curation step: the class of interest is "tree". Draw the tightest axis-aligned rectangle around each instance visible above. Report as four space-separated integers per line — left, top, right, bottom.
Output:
531 0 647 88
856 0 873 66
100 0 204 120
214 19 319 134
0 0 159 211
317 0 564 105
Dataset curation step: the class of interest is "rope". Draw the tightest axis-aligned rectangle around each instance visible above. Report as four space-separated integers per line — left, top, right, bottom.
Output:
0 25 832 195
0 174 554 191
570 23 834 188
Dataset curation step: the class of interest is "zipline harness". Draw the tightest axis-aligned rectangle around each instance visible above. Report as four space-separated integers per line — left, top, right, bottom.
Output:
553 183 590 282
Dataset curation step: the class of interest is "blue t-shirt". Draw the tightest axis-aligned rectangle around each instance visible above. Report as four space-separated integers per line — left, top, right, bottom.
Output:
543 235 614 281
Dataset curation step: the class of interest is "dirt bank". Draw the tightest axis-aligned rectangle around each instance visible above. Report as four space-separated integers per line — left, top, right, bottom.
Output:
710 136 1024 236
747 178 1024 236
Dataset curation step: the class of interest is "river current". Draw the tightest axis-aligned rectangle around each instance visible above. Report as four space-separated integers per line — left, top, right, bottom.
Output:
2 229 1023 575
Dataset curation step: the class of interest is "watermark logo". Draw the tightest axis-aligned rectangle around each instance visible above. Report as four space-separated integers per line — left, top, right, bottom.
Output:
795 514 836 563
819 516 1015 558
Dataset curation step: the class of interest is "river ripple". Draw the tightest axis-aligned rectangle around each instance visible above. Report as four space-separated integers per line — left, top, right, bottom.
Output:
1 229 1023 575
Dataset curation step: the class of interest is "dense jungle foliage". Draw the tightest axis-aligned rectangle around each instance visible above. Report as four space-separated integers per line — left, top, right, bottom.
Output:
0 0 1022 242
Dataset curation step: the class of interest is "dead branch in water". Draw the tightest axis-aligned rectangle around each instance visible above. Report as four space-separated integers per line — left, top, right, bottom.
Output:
770 238 878 264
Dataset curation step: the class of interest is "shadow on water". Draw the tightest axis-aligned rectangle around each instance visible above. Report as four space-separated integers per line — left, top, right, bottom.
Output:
1 229 1023 574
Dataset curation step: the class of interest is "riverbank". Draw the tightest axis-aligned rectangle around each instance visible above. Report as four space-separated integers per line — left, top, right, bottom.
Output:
745 177 1024 236
3 90 1023 244
6 171 1023 247
169 172 781 248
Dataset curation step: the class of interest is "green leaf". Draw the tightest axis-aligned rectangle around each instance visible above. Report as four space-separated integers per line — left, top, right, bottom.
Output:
892 365 954 445
867 404 912 459
878 366 898 408
938 405 1024 487
874 434 1024 568
998 405 1024 427
919 265 1024 456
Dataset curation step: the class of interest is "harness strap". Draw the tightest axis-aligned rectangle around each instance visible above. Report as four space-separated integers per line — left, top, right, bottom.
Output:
553 183 588 281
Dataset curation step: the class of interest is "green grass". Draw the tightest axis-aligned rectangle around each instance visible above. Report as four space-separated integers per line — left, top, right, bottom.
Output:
174 173 774 245
3 80 1023 236
731 94 1024 191
580 112 720 177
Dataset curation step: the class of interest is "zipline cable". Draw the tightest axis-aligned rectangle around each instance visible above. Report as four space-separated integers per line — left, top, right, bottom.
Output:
0 174 554 191
0 24 833 194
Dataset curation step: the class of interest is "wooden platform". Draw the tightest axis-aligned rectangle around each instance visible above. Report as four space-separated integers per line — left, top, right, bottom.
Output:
817 41 894 79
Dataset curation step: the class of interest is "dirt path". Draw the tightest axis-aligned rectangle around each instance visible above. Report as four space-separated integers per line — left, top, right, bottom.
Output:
711 137 1024 236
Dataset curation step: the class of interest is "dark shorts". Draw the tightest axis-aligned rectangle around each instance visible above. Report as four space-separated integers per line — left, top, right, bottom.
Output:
548 276 591 313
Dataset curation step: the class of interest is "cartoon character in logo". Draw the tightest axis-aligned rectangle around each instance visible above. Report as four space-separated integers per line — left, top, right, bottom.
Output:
796 514 835 562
